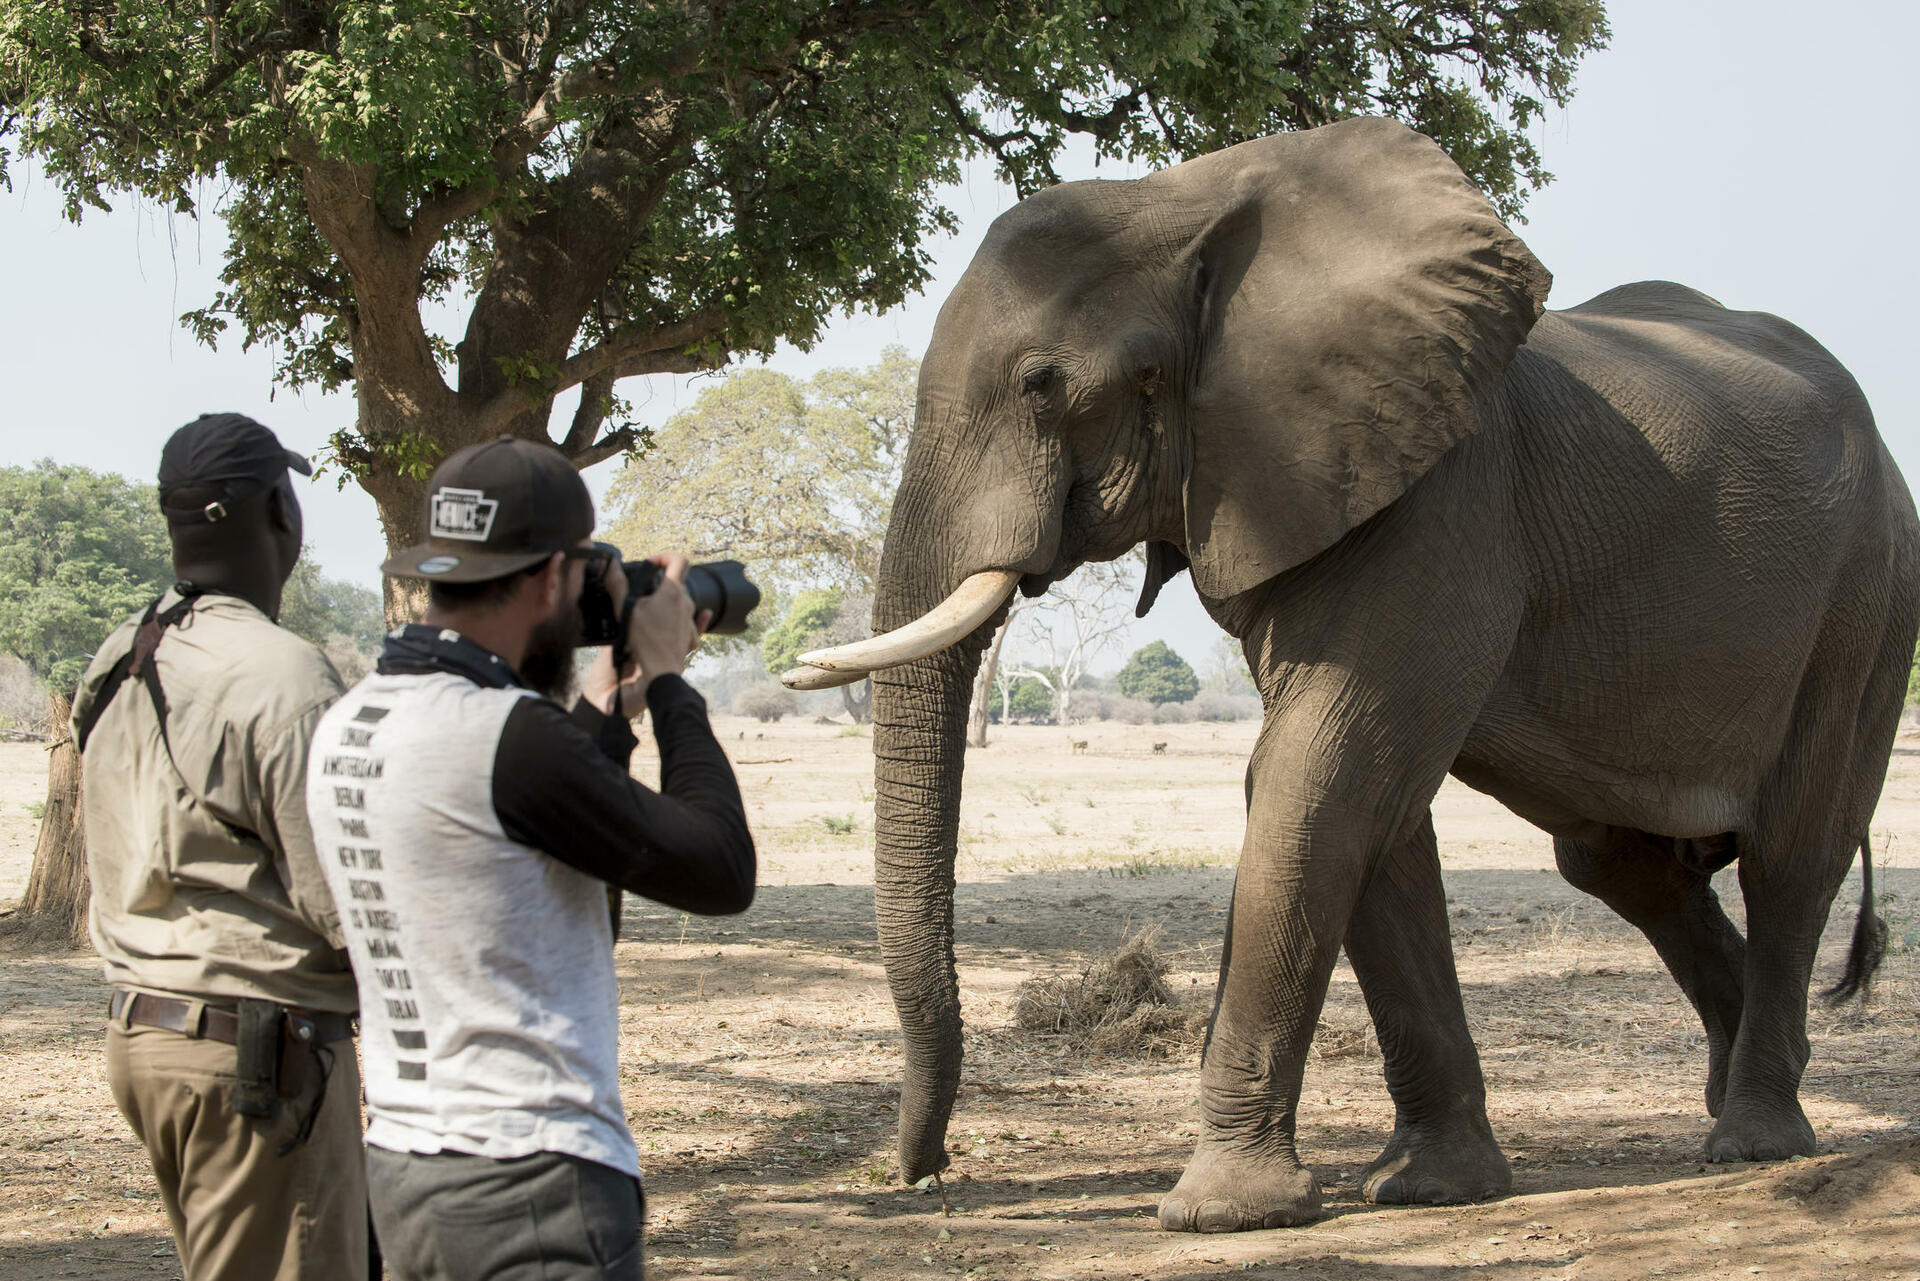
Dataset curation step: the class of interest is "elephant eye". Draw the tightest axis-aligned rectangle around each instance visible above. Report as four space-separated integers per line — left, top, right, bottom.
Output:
1021 366 1057 397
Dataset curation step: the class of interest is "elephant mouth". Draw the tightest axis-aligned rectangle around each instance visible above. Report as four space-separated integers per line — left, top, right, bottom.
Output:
777 569 1021 690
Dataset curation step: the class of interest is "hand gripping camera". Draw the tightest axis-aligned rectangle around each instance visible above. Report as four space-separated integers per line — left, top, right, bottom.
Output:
578 543 760 645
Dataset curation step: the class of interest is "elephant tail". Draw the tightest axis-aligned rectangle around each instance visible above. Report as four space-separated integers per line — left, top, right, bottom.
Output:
1821 835 1889 1006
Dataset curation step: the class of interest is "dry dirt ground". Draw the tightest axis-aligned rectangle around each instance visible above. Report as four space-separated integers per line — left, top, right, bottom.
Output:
2 715 1916 1281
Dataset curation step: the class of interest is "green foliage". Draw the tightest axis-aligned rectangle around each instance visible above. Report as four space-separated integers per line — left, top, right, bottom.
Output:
0 462 172 690
0 460 385 690
279 560 384 654
606 349 914 597
1008 675 1054 721
761 588 846 677
1116 640 1200 705
0 1 1607 526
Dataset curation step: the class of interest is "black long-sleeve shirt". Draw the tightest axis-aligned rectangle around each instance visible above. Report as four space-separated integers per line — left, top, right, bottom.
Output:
494 677 755 914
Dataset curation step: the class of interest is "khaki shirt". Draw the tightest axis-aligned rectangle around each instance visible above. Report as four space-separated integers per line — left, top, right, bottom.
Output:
73 588 355 1014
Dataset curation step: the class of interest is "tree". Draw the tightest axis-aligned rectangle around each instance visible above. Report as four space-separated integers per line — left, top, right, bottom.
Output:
0 462 171 691
1004 560 1135 725
1006 675 1053 722
1202 635 1257 697
604 349 912 596
2 0 1607 619
609 349 912 717
280 558 385 679
760 586 876 721
1116 640 1199 705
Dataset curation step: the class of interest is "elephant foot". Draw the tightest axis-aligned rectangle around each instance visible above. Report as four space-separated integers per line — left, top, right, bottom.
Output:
1158 1142 1322 1232
1705 1103 1816 1163
1362 1123 1511 1205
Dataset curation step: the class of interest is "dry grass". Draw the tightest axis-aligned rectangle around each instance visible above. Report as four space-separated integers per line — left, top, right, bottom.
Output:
1010 926 1211 1056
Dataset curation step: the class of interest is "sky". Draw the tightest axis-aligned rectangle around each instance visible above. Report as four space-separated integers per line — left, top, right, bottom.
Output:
2 0 1915 675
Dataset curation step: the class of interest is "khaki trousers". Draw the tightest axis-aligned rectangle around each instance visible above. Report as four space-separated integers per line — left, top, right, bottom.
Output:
106 1021 367 1281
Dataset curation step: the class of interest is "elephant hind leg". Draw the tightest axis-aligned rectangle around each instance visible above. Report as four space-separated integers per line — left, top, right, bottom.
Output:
1348 811 1509 1206
1554 828 1747 1116
1710 591 1912 1162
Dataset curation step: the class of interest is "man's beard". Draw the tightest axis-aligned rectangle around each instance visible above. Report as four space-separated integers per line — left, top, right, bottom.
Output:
520 605 583 701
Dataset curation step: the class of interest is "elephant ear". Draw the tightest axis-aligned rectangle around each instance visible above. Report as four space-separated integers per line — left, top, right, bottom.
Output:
1163 117 1551 601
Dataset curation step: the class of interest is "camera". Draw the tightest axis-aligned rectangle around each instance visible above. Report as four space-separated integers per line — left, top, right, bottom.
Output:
578 544 760 642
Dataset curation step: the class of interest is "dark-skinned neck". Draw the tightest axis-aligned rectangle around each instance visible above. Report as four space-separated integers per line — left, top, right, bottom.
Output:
171 550 285 621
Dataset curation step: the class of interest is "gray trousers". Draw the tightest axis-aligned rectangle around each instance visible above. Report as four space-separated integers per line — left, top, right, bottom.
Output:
367 1147 644 1281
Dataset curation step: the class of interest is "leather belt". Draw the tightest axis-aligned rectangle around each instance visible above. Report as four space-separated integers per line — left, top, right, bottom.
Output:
109 989 354 1044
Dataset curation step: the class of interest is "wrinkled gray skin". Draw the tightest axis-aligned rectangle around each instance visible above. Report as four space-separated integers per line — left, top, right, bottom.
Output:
868 117 1920 1234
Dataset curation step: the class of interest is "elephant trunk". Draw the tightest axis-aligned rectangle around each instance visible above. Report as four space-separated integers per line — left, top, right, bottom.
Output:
868 457 1002 1180
871 641 984 1181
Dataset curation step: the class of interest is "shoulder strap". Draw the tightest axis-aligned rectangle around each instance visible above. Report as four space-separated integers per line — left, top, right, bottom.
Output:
130 592 200 768
73 598 166 754
77 588 264 845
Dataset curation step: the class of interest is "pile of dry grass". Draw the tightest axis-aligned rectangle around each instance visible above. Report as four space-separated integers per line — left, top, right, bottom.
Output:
1011 927 1210 1056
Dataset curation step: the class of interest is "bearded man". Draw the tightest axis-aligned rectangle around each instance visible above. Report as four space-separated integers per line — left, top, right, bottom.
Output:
307 437 755 1280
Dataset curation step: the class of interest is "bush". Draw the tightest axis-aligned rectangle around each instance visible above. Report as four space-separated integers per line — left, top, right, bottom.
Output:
1062 690 1107 724
0 657 48 734
1192 691 1261 722
322 634 374 685
1152 700 1195 724
732 683 796 722
1107 696 1154 725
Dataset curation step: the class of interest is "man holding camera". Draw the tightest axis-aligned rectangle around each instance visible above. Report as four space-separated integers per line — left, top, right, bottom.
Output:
76 413 365 1281
307 437 755 1280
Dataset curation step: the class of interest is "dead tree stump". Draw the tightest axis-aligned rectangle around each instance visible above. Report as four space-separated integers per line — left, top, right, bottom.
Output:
18 692 90 948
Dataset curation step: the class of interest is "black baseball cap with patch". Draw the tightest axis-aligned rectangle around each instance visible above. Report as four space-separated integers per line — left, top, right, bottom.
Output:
381 437 596 583
158 412 312 525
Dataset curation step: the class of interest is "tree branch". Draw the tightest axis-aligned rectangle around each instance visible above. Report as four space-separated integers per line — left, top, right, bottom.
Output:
566 426 643 469
562 369 617 454
470 299 729 440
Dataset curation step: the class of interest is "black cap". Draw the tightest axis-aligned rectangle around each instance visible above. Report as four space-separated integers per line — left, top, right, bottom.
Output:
158 413 312 524
381 437 595 583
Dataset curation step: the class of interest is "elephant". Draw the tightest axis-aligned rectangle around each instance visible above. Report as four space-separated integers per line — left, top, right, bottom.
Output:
782 117 1917 1233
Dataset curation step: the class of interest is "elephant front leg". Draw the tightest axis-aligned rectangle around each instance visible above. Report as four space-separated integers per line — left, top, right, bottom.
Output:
1347 812 1509 1205
1159 784 1376 1233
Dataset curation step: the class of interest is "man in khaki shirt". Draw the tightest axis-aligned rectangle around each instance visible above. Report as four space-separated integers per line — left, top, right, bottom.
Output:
74 413 366 1281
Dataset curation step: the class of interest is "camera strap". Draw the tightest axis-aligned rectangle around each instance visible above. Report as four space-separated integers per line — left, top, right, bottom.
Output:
610 594 639 678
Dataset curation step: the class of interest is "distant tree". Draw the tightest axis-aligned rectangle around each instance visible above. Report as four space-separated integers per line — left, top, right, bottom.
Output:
1005 560 1136 725
605 349 912 596
1202 636 1258 698
1007 676 1055 723
0 462 171 691
280 560 385 677
1116 641 1200 705
759 586 875 722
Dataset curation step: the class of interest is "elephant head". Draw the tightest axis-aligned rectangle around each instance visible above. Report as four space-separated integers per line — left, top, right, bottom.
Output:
797 117 1550 1182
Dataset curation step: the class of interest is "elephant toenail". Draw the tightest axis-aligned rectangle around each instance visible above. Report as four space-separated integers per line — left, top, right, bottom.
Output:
1196 1200 1242 1232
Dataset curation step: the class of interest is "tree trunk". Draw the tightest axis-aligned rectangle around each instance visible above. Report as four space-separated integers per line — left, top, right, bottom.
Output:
18 692 90 948
840 678 874 724
967 617 1013 747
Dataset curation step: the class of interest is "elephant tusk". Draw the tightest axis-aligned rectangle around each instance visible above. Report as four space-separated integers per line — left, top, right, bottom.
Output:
796 569 1021 676
779 664 868 691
